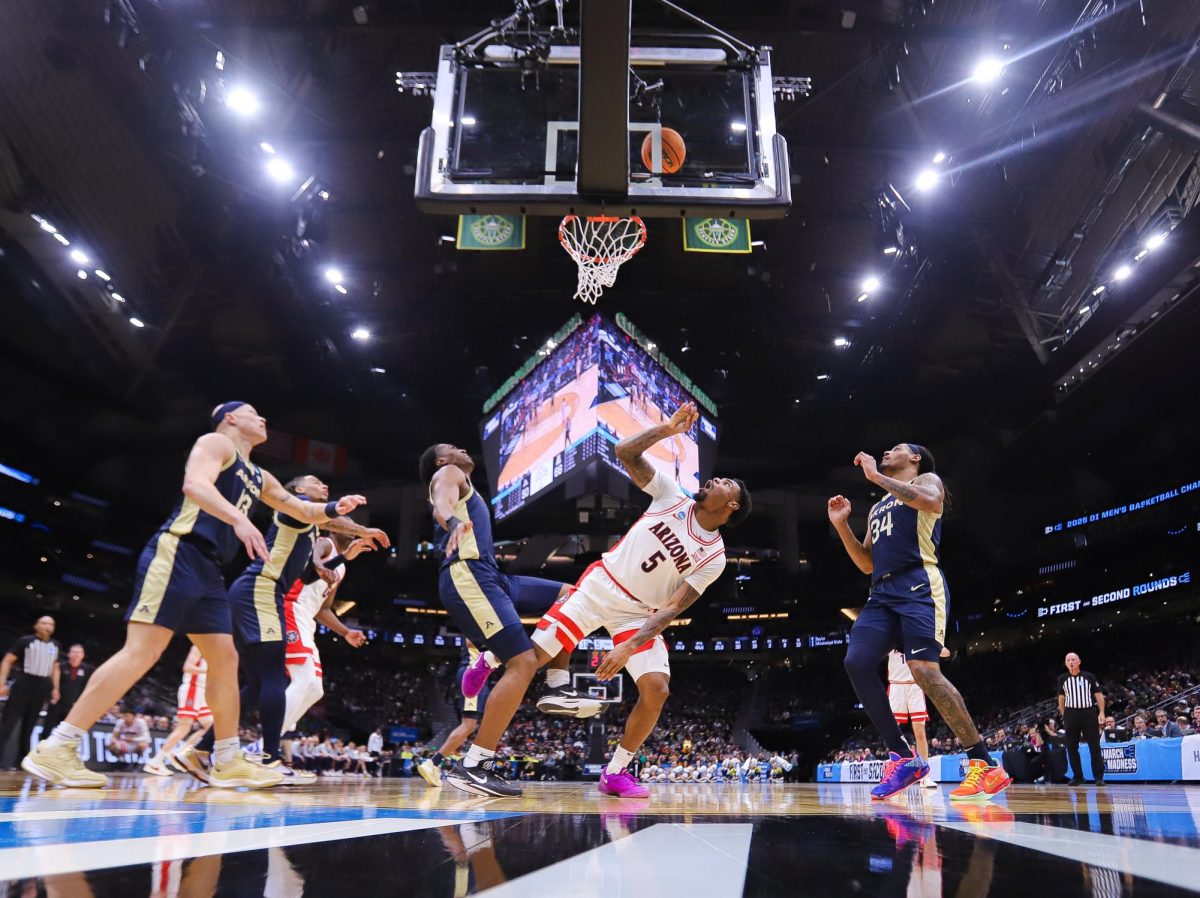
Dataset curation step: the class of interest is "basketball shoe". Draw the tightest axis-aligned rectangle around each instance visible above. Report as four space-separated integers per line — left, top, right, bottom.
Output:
950 760 1012 801
210 755 285 789
417 758 443 788
21 741 108 788
143 759 172 777
536 684 607 718
598 769 650 798
461 652 497 699
268 761 317 786
445 759 521 798
870 752 930 800
175 746 212 785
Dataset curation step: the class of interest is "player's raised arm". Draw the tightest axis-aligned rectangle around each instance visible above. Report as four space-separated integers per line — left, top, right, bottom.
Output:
854 452 943 513
430 464 473 556
182 432 269 561
614 401 698 489
259 469 368 523
827 495 873 574
322 516 391 550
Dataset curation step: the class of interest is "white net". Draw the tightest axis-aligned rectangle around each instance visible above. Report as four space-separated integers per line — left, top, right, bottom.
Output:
558 215 647 304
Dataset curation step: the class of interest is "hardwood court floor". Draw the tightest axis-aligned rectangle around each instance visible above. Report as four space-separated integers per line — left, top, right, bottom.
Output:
1 773 1198 896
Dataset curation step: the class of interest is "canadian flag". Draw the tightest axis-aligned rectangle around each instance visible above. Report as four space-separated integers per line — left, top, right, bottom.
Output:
293 437 348 475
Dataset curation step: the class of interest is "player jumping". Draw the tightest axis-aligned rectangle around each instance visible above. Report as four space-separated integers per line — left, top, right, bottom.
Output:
827 443 1011 801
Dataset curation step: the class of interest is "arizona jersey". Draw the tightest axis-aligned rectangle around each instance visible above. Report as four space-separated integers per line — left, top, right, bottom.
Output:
430 479 495 567
867 489 944 598
242 502 320 590
181 657 208 694
887 650 915 685
160 450 263 564
600 471 725 609
285 538 343 626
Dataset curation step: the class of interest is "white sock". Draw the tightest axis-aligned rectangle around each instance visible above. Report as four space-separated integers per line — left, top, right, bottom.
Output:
214 738 240 765
606 746 635 776
45 722 87 748
483 652 501 670
545 668 570 689
463 744 495 769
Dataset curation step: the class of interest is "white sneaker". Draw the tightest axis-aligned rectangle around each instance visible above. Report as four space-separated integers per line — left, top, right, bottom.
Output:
272 763 318 786
921 776 939 789
143 760 172 777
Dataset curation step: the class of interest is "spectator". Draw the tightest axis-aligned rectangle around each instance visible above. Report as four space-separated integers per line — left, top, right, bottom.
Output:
1130 715 1153 739
368 727 384 757
107 710 151 760
0 616 61 769
1154 709 1183 738
1101 717 1130 743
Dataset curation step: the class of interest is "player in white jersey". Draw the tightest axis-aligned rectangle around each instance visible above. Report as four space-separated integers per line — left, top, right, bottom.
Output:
144 646 211 776
281 533 372 746
888 649 944 787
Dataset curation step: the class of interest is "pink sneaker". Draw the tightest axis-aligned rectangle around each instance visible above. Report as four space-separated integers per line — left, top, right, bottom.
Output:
599 770 650 798
461 651 495 699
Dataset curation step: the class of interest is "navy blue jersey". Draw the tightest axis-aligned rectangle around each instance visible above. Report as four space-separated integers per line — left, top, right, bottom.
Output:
430 479 495 567
160 450 263 564
867 490 945 599
241 501 320 589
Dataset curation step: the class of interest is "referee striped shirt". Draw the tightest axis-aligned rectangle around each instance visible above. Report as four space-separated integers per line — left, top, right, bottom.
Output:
7 635 59 678
1057 671 1101 710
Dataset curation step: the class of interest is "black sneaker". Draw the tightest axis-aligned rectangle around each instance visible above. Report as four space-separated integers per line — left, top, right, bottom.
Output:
1068 778 1083 786
445 759 522 798
536 684 607 719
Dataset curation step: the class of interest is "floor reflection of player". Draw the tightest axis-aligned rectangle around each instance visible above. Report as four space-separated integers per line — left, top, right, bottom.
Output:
437 822 507 897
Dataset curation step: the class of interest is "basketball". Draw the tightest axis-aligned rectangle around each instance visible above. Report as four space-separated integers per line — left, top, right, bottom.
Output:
641 127 686 174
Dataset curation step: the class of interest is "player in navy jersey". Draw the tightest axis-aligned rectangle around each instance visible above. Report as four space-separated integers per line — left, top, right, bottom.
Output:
23 402 369 790
828 443 1010 801
184 474 388 785
419 442 601 796
416 640 490 788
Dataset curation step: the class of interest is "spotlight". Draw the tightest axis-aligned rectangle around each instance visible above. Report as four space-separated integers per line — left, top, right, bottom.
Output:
914 169 939 192
1079 305 1089 315
833 337 850 348
370 367 386 374
730 122 748 132
972 57 1004 84
69 249 90 265
882 246 898 255
38 219 58 234
266 158 296 185
855 293 869 303
460 116 477 126
1144 232 1166 251
225 87 261 117
94 270 111 281
324 267 344 284
932 151 947 164
76 269 88 280
334 284 348 295
1091 285 1105 296
861 275 881 293
259 142 276 155
53 233 70 246
351 327 371 341
1112 264 1132 282
129 317 145 328
111 293 126 303
816 373 830 381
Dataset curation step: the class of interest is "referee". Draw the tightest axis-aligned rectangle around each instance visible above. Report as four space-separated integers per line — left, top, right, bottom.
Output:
1056 652 1105 786
0 616 61 768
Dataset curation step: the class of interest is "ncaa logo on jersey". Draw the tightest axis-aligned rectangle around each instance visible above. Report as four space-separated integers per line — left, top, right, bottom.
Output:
674 511 686 521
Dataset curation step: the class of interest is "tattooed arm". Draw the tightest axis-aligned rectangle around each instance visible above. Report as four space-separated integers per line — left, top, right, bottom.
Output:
854 453 943 513
594 584 701 679
322 515 391 549
615 402 698 489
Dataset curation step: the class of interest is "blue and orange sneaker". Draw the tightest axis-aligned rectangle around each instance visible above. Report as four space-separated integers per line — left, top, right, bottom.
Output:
870 752 931 800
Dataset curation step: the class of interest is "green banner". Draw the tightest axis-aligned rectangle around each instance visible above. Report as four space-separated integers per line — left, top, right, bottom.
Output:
456 214 526 250
682 217 752 253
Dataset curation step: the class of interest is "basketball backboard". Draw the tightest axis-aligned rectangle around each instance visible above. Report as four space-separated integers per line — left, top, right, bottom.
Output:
411 3 796 219
573 670 624 704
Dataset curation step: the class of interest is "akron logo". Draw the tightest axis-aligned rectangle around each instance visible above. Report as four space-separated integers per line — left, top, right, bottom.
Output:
471 215 514 246
694 218 740 249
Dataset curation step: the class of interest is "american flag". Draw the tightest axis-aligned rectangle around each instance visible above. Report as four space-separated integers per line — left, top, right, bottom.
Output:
258 429 295 462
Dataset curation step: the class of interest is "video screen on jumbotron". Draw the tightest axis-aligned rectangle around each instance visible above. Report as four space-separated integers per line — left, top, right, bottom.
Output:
480 313 719 520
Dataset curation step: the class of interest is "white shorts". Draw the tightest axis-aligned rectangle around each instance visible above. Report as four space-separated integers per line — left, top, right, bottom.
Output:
284 606 322 677
177 682 211 721
888 683 928 722
531 563 670 681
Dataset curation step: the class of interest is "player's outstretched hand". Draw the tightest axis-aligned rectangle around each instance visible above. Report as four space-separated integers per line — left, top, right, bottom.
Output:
334 494 368 515
359 527 391 550
853 452 879 481
235 516 270 561
596 643 633 681
827 495 852 525
345 629 367 648
445 520 474 557
667 401 698 435
315 563 339 585
344 538 376 561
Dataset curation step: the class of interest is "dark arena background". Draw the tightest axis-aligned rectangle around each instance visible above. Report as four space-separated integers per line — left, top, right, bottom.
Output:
2 0 1200 895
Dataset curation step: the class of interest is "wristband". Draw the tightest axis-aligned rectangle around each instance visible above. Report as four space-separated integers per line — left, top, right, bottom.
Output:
324 501 338 518
445 515 463 531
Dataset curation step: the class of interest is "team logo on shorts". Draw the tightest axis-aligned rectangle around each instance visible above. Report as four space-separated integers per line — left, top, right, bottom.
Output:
470 215 515 246
286 631 299 644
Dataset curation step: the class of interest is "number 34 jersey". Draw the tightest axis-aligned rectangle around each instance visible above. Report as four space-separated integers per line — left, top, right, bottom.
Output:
867 488 945 600
599 471 726 610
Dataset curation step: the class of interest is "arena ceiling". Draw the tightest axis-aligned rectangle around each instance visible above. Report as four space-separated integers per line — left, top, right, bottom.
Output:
2 0 1199 531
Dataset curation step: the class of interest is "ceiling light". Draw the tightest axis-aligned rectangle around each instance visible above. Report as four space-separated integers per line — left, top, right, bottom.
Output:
318 190 331 201
69 249 89 265
111 293 126 303
730 122 748 132
215 51 225 71
259 142 276 155
816 373 830 381
855 293 868 303
76 269 88 280
914 169 939 192
94 270 110 281
324 267 344 284
882 246 898 255
861 275 881 293
1144 232 1166 251
351 327 371 341
334 284 348 295
972 57 1004 84
129 317 145 328
53 233 70 246
225 87 261 117
1134 248 1149 261
1079 305 1089 315
1091 285 1106 296
460 116 476 126
370 367 386 374
932 151 947 164
440 235 456 243
833 337 850 348
38 219 58 234
1112 264 1132 282
266 158 296 184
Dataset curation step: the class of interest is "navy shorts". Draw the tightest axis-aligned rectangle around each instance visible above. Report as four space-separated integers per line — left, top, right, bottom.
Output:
228 572 286 644
455 663 490 720
851 588 950 661
438 560 565 661
126 533 232 635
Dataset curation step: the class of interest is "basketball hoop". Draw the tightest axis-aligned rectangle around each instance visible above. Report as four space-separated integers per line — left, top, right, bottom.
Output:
558 215 647 304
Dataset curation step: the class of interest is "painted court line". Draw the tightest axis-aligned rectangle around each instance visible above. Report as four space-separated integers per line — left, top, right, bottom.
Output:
0 808 200 823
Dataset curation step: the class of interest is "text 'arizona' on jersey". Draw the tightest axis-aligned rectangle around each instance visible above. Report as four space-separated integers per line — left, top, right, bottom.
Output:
867 489 945 599
161 451 263 564
429 480 495 567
